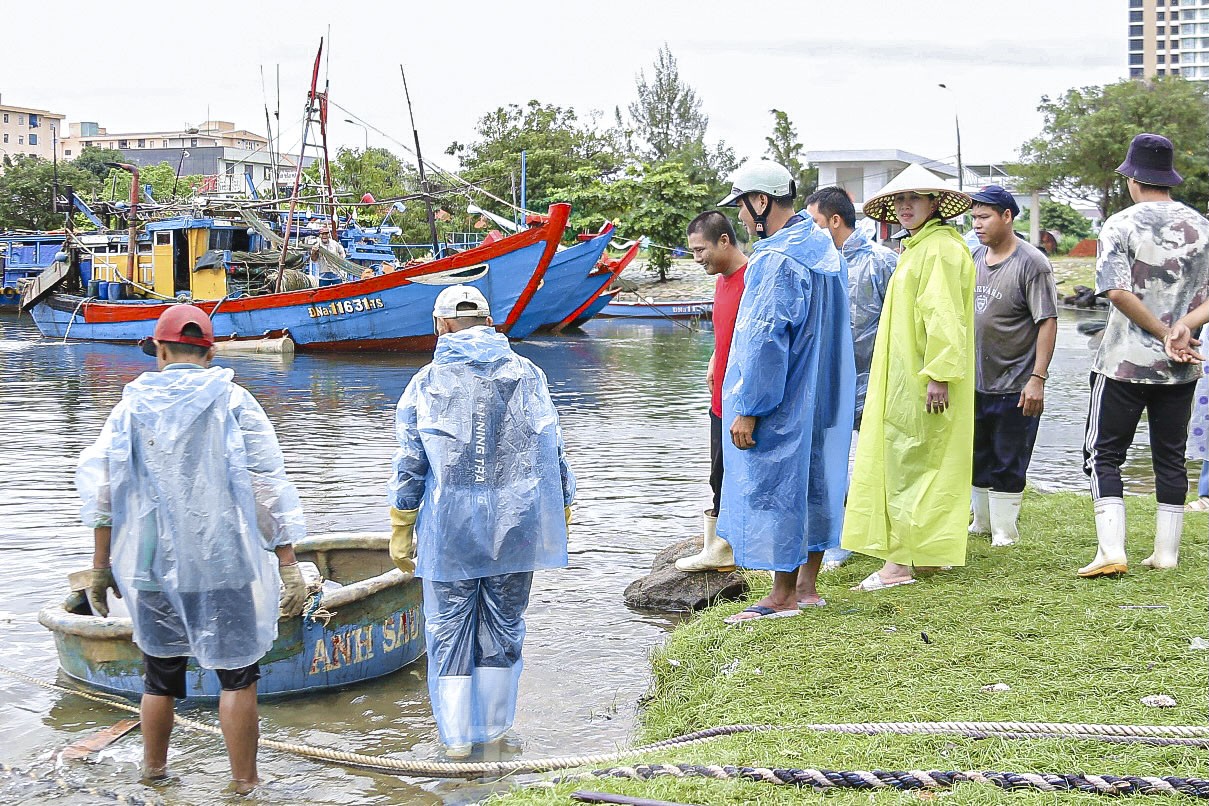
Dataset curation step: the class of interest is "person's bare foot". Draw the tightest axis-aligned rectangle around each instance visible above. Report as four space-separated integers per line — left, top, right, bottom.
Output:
230 777 260 795
726 593 797 622
875 561 914 585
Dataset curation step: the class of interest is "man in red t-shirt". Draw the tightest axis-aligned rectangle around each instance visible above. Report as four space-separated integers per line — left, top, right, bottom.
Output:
677 211 748 572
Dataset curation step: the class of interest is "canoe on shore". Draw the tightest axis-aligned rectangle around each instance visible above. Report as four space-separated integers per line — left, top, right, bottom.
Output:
37 532 424 701
600 297 713 320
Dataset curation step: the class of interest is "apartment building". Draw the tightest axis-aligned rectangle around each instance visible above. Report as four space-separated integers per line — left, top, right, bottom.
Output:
1127 0 1209 79
0 95 67 161
58 119 267 160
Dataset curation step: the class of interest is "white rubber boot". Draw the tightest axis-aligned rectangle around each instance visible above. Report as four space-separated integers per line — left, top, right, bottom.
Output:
1143 503 1183 569
969 486 990 535
473 666 517 740
1078 497 1128 578
675 510 736 572
988 491 1022 547
436 675 474 757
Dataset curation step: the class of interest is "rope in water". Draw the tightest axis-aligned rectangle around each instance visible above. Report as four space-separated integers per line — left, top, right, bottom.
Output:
4 665 1209 778
560 763 1209 799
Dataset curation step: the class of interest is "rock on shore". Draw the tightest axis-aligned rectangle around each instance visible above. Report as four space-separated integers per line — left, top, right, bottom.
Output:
622 536 749 612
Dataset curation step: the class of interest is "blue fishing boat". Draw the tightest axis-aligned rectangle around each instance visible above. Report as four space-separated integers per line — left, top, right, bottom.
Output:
549 241 641 333
38 533 424 701
1 233 67 308
600 297 713 320
507 224 616 339
22 204 570 351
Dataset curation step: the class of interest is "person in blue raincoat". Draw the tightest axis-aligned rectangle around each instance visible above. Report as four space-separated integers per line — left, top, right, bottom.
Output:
715 161 856 624
388 285 575 758
76 305 308 792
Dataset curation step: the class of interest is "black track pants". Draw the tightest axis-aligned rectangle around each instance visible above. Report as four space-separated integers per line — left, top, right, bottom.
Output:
1083 372 1196 505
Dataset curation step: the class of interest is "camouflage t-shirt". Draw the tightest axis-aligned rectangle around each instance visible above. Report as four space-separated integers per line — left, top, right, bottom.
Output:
1094 201 1209 384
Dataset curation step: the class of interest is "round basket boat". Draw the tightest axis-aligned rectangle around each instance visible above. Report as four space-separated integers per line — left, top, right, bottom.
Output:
38 532 424 701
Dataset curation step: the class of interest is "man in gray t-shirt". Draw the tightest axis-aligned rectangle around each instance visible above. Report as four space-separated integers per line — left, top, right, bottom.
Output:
968 186 1058 548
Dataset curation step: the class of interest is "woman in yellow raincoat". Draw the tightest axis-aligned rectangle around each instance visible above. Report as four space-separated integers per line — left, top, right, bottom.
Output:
841 164 975 591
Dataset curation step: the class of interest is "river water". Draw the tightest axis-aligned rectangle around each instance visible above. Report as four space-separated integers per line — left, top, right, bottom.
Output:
0 308 1165 804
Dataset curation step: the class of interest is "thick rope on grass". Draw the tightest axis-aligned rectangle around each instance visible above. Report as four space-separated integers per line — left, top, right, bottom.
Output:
4 664 1208 778
562 764 1209 798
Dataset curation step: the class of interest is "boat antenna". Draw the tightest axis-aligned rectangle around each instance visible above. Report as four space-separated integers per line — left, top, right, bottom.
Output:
276 37 324 292
400 65 440 257
260 65 277 202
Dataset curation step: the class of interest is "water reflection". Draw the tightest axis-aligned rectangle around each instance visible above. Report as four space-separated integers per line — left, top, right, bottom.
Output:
0 309 1173 803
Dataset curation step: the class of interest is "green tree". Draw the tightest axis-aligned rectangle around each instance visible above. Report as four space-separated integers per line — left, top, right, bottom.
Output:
70 147 126 181
446 101 621 219
627 45 708 163
0 155 99 230
1017 77 1209 218
764 109 818 195
1039 200 1092 239
553 160 711 280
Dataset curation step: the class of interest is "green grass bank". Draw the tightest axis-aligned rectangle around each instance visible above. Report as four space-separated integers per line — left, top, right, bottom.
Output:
492 491 1208 804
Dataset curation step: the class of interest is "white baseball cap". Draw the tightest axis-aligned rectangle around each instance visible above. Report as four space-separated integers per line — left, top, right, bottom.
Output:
433 285 491 319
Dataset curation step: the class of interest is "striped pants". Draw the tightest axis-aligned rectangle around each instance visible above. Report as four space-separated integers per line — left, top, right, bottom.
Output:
1083 372 1196 504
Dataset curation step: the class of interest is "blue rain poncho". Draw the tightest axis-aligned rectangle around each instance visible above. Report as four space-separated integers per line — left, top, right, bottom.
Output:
388 326 575 747
716 218 856 571
76 365 306 669
842 229 897 418
388 326 575 581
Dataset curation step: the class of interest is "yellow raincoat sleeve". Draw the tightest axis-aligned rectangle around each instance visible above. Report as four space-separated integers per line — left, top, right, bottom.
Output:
914 245 970 384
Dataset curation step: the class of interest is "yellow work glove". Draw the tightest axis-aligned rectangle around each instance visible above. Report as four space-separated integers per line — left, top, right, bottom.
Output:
87 567 121 618
389 507 419 574
565 505 573 531
278 563 307 618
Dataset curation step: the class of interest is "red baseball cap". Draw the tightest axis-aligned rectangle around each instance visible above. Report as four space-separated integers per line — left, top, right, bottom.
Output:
141 305 214 355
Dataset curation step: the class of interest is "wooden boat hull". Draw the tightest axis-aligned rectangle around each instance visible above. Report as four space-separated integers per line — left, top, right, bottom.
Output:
24 205 570 352
551 241 642 332
600 298 713 320
508 224 614 338
37 533 424 701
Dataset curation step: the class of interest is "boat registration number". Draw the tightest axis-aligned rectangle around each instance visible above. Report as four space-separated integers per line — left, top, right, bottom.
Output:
308 297 385 318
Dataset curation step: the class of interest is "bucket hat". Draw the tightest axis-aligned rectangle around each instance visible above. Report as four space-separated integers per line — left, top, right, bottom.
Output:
1115 133 1183 187
863 163 972 224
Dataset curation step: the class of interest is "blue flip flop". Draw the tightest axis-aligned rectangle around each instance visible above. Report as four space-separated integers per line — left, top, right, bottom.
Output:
724 605 801 625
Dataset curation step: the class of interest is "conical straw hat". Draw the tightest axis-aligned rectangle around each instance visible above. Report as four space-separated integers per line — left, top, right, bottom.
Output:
862 163 972 224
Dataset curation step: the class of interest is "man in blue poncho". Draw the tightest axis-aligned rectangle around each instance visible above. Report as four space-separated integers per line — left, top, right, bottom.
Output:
388 285 576 757
716 161 856 624
75 305 308 792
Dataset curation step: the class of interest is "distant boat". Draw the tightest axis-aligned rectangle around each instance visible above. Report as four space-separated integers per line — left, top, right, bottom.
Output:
600 296 713 320
0 233 65 308
38 533 424 701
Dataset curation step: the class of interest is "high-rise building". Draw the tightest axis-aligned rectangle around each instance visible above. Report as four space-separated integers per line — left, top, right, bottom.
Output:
1128 0 1209 79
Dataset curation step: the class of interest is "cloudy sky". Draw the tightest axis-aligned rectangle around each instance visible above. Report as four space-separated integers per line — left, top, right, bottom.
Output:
3 0 1125 176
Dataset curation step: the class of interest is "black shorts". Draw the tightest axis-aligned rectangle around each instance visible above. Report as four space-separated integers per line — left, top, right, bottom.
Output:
142 654 261 699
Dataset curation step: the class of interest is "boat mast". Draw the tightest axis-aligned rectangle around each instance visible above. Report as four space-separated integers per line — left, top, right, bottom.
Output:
275 39 324 292
399 65 440 257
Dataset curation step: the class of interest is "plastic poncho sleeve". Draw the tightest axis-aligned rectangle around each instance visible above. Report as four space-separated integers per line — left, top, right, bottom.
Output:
726 258 800 419
531 363 576 507
915 246 969 384
76 405 125 528
388 375 430 512
233 389 307 549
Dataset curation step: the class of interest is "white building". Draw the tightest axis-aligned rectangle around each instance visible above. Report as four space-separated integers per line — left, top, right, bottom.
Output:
0 94 66 162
